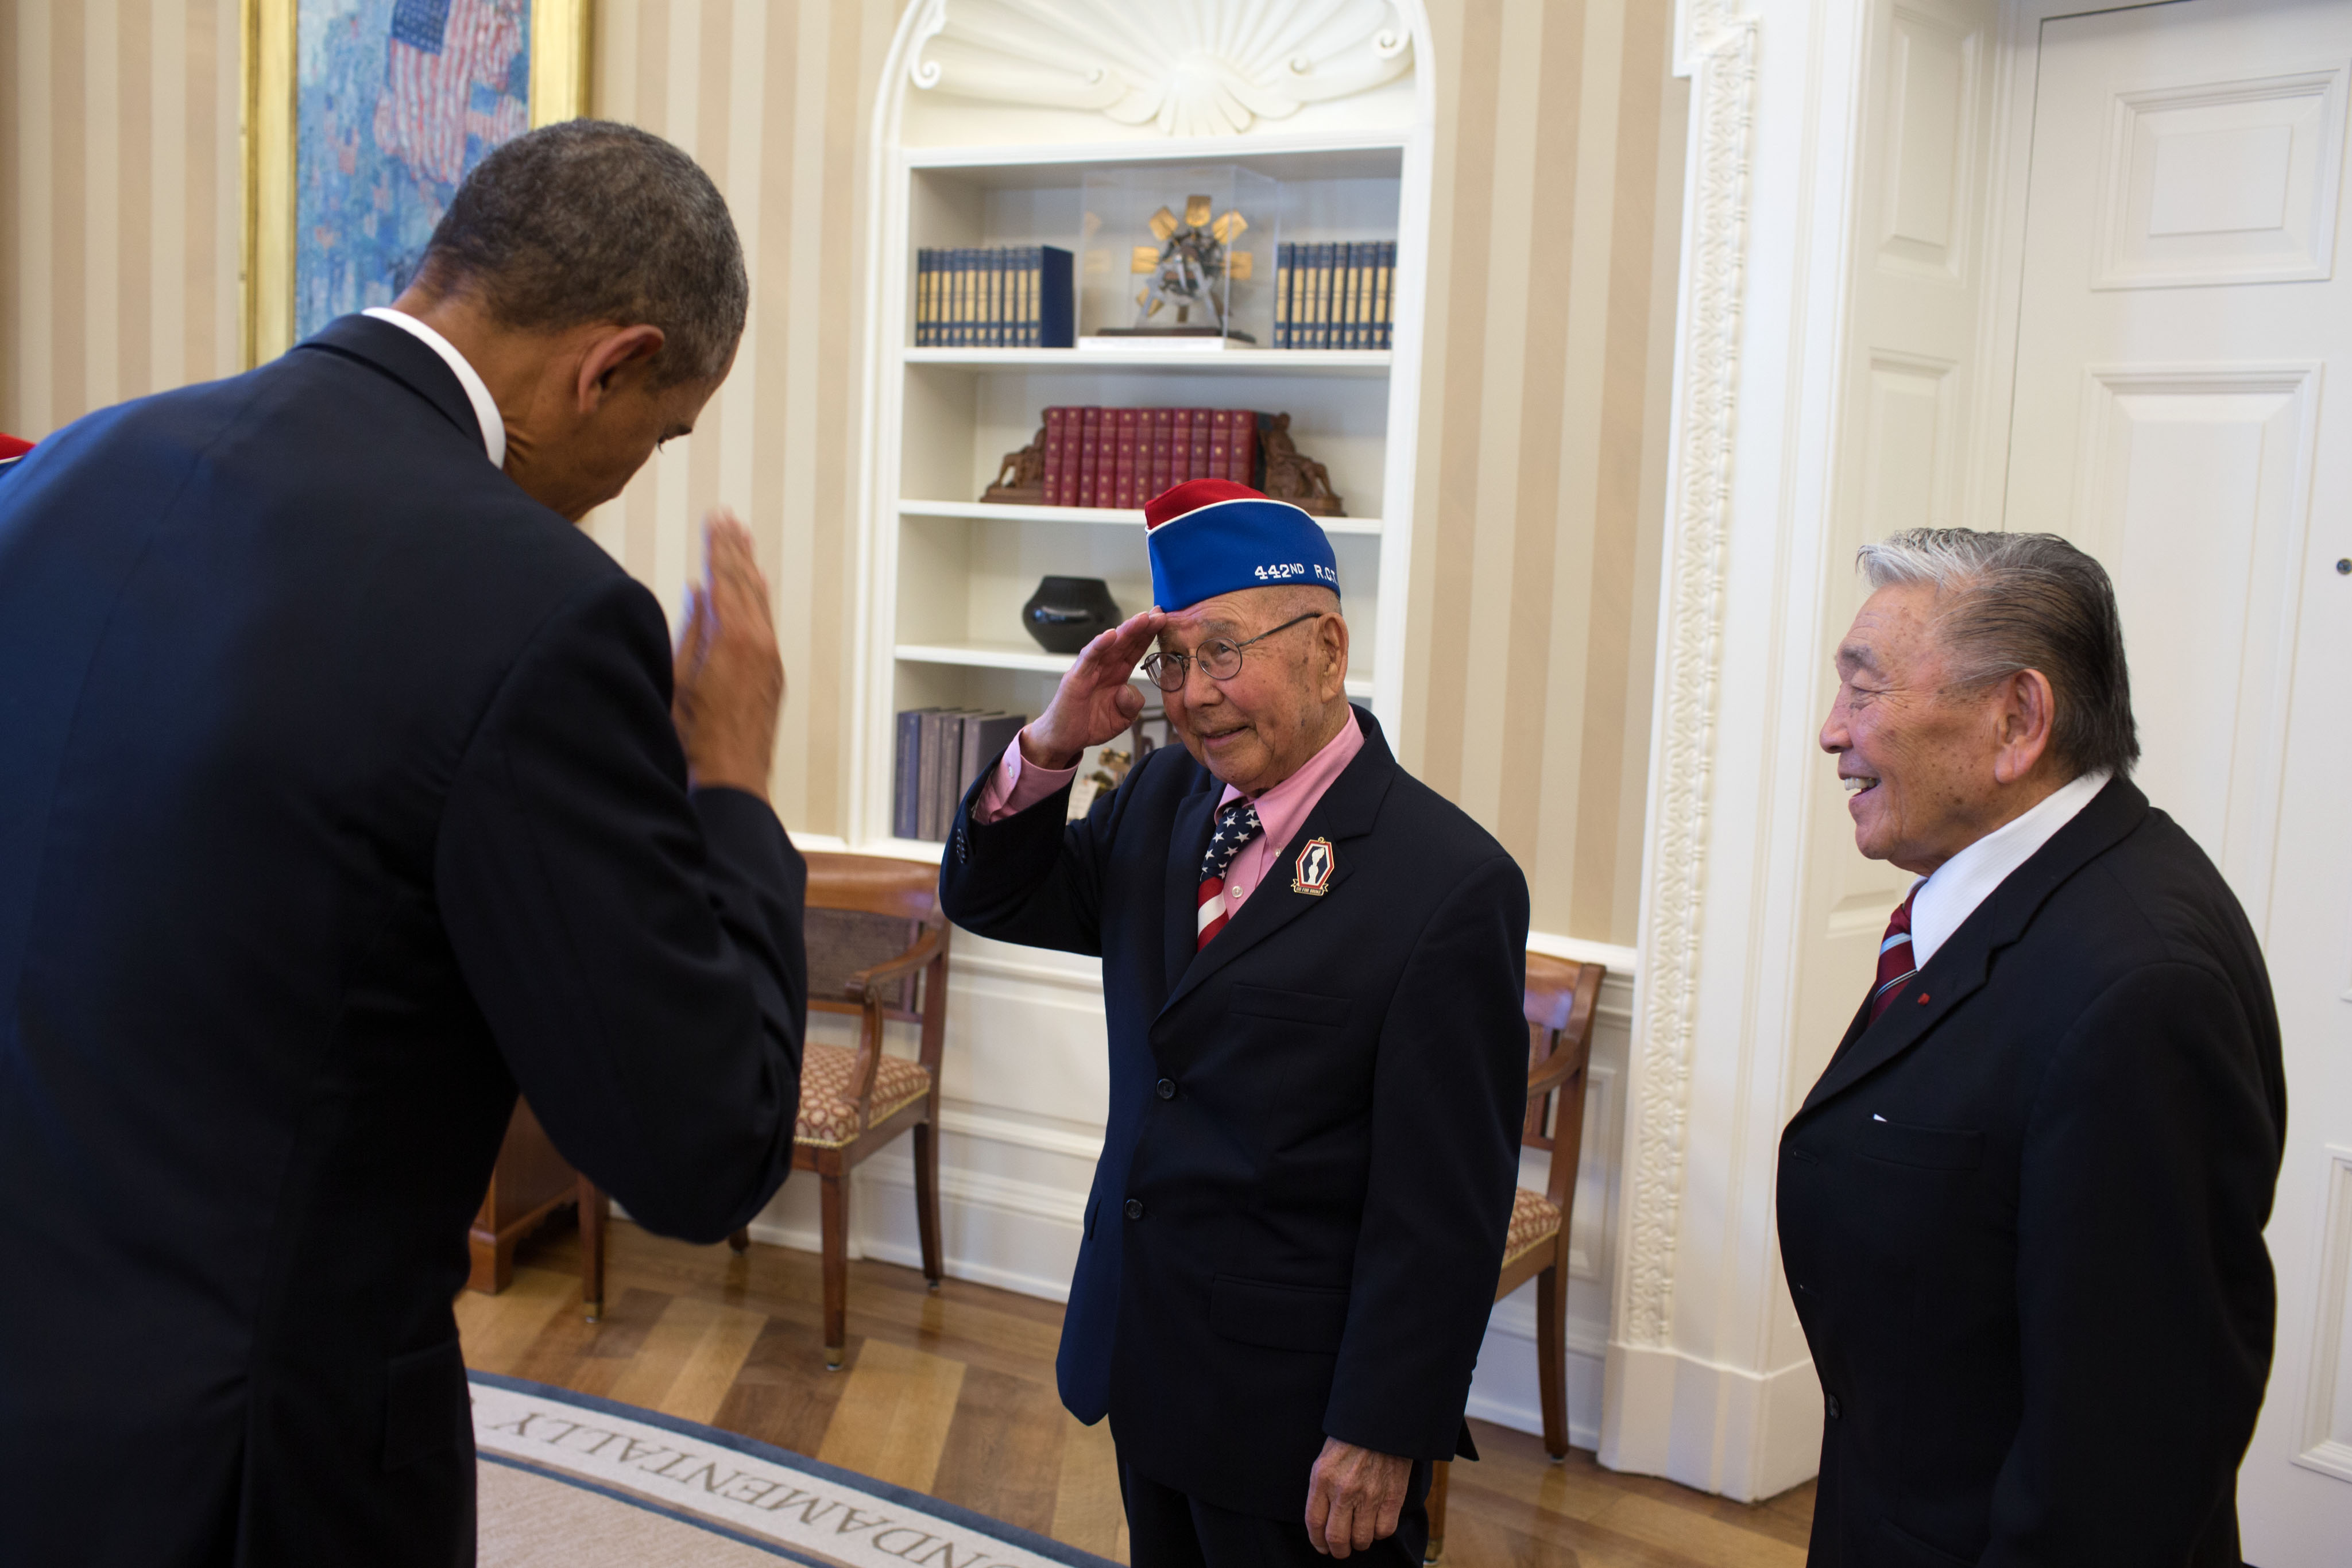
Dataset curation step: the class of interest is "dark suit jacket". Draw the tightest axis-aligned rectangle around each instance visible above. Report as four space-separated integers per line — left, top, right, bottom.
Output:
0 316 807 1567
938 711 1530 1519
1778 779 2284 1567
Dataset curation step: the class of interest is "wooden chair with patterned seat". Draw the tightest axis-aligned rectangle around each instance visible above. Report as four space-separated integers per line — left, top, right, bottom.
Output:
575 851 952 1369
1424 950 1604 1563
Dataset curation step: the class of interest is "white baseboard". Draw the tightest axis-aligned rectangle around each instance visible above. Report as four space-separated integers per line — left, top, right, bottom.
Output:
1597 1339 1823 1501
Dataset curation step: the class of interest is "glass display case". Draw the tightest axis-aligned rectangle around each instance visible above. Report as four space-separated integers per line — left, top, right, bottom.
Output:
1078 164 1285 347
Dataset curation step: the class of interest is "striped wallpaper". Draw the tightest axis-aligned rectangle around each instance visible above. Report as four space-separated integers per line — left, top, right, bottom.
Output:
0 0 245 437
0 0 1686 947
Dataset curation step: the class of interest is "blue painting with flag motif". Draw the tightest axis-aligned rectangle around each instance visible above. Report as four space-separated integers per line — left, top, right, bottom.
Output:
295 0 532 340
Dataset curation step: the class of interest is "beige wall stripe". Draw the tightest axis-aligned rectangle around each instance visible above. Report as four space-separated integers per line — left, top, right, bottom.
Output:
1492 0 1592 874
1415 0 1506 803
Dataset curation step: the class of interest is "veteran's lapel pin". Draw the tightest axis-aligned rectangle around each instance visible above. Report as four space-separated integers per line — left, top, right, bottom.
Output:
1291 838 1336 896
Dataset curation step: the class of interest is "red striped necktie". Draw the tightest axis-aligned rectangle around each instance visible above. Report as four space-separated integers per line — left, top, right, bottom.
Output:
1196 799 1264 951
1867 888 1919 1024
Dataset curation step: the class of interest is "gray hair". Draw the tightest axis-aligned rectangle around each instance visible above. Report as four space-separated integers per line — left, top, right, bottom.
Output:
1857 528 2139 777
414 120 747 388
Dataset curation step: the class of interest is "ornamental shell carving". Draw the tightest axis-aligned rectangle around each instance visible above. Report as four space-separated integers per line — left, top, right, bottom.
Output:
909 0 1413 137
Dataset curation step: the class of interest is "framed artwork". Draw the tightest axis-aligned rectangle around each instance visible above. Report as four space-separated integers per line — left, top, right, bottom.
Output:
241 0 591 367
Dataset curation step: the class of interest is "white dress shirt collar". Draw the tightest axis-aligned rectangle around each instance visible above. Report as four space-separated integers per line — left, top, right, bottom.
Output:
362 307 506 469
1907 768 2113 969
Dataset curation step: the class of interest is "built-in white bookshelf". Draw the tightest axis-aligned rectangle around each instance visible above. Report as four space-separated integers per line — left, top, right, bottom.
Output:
853 4 1435 852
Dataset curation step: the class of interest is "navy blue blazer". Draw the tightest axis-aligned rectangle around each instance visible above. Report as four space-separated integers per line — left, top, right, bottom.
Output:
939 711 1530 1520
0 316 807 1567
1778 779 2283 1567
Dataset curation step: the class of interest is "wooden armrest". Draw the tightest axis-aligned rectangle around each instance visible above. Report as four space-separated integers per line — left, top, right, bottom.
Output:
1527 1041 1588 1099
842 925 946 1003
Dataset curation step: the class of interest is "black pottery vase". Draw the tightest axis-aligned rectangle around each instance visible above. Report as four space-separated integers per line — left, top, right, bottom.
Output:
1022 576 1121 655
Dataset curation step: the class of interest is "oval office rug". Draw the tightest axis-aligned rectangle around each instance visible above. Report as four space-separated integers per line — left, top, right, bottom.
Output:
471 1372 1117 1568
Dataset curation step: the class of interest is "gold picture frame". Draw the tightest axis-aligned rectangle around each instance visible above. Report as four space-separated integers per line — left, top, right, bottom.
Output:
240 0 592 369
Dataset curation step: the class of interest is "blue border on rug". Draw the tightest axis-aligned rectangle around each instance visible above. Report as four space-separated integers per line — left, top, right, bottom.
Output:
470 1370 1121 1568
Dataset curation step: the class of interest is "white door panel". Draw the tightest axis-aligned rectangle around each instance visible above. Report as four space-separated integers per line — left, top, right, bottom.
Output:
2006 2 2352 1559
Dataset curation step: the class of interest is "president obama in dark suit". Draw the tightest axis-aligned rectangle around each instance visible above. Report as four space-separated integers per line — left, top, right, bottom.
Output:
0 123 806 1566
941 481 1531 1565
1780 529 2284 1566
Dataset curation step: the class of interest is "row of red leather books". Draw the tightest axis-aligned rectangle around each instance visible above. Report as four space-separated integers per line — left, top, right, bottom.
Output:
1039 406 1260 510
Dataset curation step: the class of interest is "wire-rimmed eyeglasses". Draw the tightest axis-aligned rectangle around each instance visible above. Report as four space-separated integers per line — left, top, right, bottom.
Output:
1138 611 1324 693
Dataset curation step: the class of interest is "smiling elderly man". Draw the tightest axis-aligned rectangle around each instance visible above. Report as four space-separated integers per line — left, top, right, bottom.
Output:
941 479 1530 1566
1779 528 2285 1567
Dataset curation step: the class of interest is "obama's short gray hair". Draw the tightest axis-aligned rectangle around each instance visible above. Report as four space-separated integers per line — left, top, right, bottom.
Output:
413 120 746 388
1857 528 2139 778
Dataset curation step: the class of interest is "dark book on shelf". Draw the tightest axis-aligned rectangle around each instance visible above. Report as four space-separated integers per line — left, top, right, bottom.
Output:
893 707 938 838
1279 242 1298 350
957 713 1027 808
1037 245 1074 349
915 709 958 840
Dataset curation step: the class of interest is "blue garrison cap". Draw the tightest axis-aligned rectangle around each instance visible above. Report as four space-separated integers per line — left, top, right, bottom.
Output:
1143 478 1339 610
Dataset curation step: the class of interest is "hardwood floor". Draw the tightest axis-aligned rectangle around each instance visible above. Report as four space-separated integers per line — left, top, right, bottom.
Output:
455 1218 1815 1567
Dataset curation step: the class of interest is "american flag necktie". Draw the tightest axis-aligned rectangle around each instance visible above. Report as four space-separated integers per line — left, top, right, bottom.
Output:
1867 888 1919 1024
1196 799 1264 951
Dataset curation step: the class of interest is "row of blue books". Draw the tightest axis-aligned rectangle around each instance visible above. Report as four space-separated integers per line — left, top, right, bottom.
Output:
914 246 1075 349
1274 240 1396 350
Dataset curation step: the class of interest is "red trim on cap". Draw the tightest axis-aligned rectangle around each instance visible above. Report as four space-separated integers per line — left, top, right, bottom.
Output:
0 433 32 462
1143 478 1265 529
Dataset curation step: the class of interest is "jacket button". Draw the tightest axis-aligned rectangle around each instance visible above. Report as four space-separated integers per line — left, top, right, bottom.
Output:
1825 1393 1842 1420
1156 1078 1176 1099
1124 1198 1144 1220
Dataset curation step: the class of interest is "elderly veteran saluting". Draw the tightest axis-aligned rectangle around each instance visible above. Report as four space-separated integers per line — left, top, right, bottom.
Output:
941 479 1530 1565
1780 528 2284 1566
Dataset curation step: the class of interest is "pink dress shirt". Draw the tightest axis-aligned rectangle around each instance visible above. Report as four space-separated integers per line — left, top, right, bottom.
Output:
974 709 1367 925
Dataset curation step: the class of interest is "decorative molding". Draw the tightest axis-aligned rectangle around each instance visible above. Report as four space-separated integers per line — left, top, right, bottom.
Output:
2293 1144 2352 1483
907 0 1413 137
1622 7 1758 1350
937 1103 1105 1163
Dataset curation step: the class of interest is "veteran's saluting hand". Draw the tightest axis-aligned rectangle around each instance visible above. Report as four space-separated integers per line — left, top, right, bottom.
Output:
1019 607 1166 769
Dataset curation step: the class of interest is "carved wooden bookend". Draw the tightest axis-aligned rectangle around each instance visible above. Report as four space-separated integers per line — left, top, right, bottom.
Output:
1258 412 1345 516
981 425 1049 504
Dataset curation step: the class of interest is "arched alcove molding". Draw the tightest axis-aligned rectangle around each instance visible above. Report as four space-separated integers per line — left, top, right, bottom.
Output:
850 0 1440 847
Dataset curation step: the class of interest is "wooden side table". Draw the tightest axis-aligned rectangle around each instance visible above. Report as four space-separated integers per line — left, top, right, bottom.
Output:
468 1099 583 1295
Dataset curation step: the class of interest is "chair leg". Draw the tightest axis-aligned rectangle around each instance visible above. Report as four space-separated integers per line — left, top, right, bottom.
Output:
579 1180 609 1322
1423 1459 1449 1565
1537 1261 1568 1461
912 1119 944 1290
821 1171 850 1370
727 1226 751 1254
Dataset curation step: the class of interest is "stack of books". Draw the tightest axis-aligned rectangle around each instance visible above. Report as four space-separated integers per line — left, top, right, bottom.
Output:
893 710 1028 841
1273 241 1396 350
914 246 1075 347
1039 406 1263 509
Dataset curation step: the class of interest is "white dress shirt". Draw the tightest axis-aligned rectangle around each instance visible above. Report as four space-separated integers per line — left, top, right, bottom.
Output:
362 307 506 469
1907 768 2113 968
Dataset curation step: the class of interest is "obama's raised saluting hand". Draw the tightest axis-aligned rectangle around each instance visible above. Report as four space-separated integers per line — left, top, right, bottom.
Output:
671 508 784 802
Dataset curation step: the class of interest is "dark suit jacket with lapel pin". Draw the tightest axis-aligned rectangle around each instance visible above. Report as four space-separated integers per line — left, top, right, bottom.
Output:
1777 778 2284 1567
939 708 1531 1519
0 315 808 1567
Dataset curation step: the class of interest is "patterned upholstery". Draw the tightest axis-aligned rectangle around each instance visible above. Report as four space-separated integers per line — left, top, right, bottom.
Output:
1503 1186 1563 1269
795 1042 932 1149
